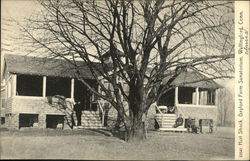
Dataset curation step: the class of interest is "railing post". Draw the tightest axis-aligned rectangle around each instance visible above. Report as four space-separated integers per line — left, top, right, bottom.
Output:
97 100 105 127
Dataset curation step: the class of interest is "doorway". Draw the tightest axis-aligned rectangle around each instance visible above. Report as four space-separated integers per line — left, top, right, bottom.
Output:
74 79 98 111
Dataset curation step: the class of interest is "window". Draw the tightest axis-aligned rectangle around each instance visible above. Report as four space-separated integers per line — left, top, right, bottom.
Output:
19 114 39 128
178 87 195 104
158 88 175 106
46 115 64 129
199 88 215 105
17 75 43 96
46 77 71 98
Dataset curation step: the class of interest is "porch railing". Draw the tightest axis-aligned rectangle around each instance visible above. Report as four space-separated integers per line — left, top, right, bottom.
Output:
175 106 185 118
155 105 163 128
155 105 163 114
155 105 185 129
97 100 105 127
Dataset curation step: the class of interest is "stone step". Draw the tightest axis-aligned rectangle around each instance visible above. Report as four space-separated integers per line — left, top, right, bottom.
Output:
155 115 176 118
81 124 103 128
156 119 176 122
73 126 105 129
82 111 99 114
155 116 177 119
81 118 101 122
81 116 101 119
81 120 102 124
81 114 100 117
162 122 175 125
162 125 175 128
81 124 103 127
155 114 177 117
158 127 187 132
156 118 176 122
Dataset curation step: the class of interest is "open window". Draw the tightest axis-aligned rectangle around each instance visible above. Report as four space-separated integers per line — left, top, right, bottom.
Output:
17 75 43 96
74 79 98 111
19 114 39 128
46 115 64 129
178 87 196 104
158 88 175 106
199 88 216 105
46 77 71 98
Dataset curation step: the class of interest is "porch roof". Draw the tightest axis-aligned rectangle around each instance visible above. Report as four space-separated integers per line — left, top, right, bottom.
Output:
162 70 222 89
4 54 101 79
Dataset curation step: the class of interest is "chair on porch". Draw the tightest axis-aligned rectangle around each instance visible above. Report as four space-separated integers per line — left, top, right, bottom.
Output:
156 105 168 114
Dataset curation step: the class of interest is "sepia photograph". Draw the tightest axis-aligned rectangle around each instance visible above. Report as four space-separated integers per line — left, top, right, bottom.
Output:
0 0 249 160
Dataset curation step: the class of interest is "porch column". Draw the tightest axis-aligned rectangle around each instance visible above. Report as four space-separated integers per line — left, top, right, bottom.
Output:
71 78 75 99
196 87 199 105
11 74 17 97
7 81 11 98
175 87 179 105
43 76 46 97
214 89 217 105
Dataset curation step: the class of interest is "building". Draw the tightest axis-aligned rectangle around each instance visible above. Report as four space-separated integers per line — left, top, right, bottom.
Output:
153 70 221 132
1 54 221 132
1 54 103 129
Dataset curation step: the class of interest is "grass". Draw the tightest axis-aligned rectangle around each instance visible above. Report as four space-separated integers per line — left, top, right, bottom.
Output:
0 126 234 160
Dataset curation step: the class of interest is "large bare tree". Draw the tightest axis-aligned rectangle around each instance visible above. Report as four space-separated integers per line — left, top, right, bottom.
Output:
20 0 234 141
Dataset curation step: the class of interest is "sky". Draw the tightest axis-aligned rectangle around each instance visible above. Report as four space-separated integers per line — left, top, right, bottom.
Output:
0 0 235 93
1 0 40 76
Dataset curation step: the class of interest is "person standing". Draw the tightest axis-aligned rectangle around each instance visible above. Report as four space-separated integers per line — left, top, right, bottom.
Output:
174 114 184 128
74 101 82 126
199 119 203 133
187 116 192 133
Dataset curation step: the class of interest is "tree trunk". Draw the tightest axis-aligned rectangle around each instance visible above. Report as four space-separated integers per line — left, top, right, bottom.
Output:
125 113 146 142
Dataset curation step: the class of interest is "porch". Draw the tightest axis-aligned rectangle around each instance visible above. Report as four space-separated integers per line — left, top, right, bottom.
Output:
155 86 218 132
5 73 105 129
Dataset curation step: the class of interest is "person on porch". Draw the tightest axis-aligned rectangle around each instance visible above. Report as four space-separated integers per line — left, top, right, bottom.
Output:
74 101 82 126
199 119 203 133
209 120 213 133
187 116 192 133
174 114 183 128
192 118 200 134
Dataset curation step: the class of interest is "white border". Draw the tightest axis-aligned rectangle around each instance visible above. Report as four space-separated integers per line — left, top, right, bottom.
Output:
235 1 249 160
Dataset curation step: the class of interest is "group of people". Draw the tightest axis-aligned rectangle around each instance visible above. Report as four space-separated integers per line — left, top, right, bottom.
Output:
186 117 214 134
174 115 214 134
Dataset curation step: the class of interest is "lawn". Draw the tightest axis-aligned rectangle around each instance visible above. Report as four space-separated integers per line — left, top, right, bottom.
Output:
0 127 234 160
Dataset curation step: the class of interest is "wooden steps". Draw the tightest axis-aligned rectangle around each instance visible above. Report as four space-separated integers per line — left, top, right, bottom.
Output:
155 113 187 131
155 113 177 128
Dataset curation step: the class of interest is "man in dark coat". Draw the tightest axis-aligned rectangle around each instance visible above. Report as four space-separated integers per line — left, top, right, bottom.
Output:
74 101 82 126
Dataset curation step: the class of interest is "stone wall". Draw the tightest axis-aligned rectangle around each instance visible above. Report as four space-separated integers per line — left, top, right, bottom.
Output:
5 98 13 114
4 96 72 129
5 113 19 129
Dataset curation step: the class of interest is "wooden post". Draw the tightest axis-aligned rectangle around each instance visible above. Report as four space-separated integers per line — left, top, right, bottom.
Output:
43 76 46 97
71 78 75 99
11 74 17 97
196 87 199 105
175 87 179 105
